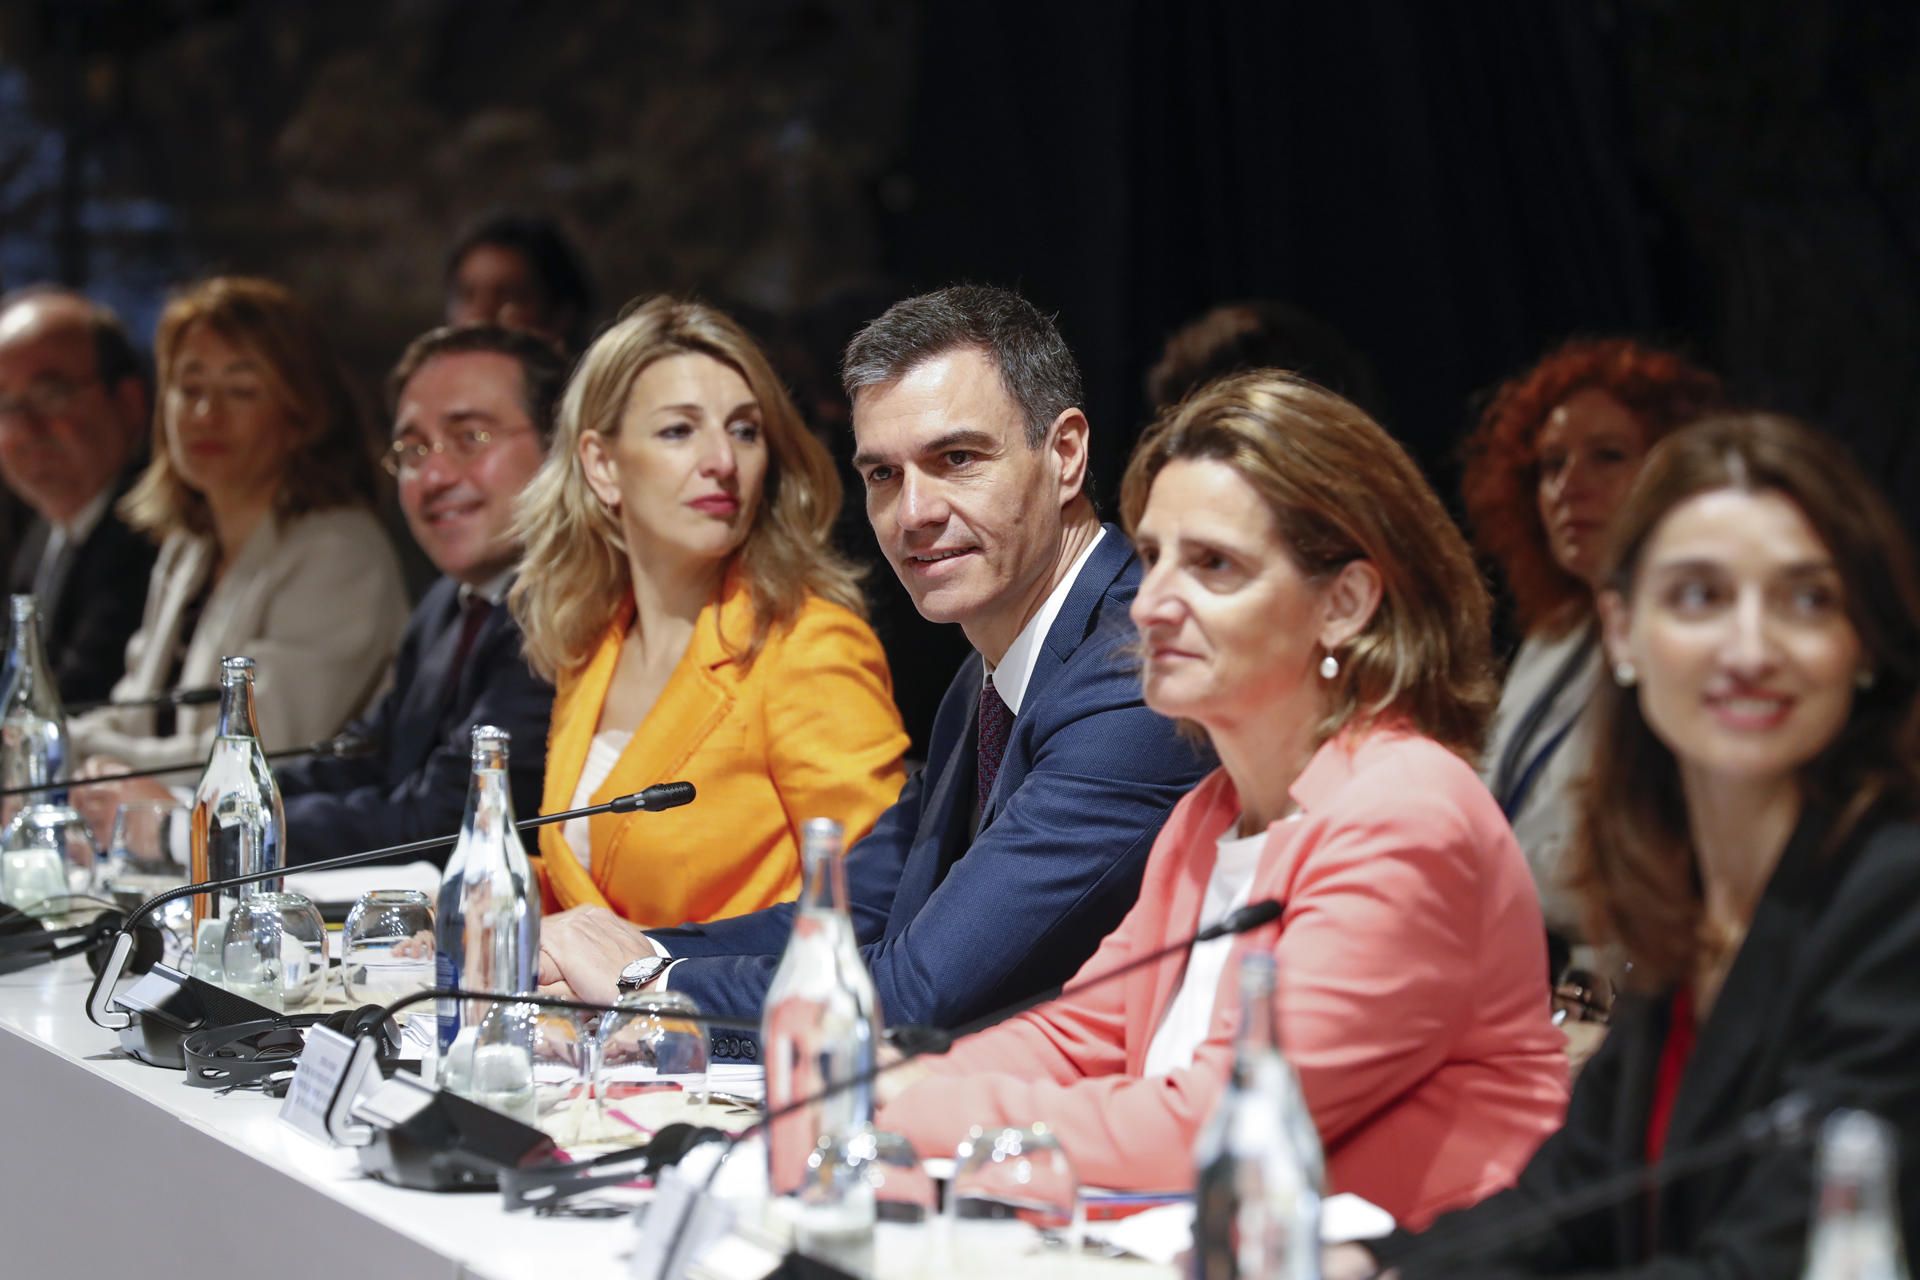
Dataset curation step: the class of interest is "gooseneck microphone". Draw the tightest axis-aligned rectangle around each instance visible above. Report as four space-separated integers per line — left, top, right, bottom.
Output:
1365 1091 1824 1278
320 987 763 1196
0 732 376 799
653 896 1289 1280
82 782 698 1068
65 685 221 716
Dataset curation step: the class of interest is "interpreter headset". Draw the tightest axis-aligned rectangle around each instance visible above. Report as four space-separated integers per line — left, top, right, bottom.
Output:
0 899 166 978
182 1003 404 1093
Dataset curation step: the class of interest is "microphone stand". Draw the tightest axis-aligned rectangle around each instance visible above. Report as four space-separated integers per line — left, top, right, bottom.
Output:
319 987 764 1197
0 733 375 799
1362 1091 1824 1278
82 782 697 1068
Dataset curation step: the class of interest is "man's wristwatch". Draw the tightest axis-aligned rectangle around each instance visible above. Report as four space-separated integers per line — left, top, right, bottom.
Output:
617 954 671 993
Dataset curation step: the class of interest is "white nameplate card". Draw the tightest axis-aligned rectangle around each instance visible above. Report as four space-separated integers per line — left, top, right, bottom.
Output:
278 1024 358 1144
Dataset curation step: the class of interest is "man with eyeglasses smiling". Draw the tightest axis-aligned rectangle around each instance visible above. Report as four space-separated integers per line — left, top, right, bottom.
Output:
274 325 566 865
0 287 156 704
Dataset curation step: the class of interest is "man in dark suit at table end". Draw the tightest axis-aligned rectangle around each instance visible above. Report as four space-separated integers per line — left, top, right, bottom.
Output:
278 325 564 864
536 285 1212 1052
0 287 157 705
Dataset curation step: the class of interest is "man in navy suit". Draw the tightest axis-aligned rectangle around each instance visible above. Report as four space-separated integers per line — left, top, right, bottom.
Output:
0 289 156 705
536 287 1210 1049
278 325 564 863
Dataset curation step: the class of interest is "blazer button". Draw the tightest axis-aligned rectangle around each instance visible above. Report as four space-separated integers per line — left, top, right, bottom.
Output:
744 1041 757 1061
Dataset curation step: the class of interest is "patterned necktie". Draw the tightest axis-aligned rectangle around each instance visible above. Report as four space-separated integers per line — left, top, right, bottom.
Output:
976 674 1013 816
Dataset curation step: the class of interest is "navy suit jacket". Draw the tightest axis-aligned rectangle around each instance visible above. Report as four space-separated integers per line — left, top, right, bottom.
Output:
278 576 553 865
8 467 157 706
654 527 1213 1059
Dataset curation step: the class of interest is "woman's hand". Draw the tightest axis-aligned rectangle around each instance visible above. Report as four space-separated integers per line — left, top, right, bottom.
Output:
536 905 657 1005
71 758 175 845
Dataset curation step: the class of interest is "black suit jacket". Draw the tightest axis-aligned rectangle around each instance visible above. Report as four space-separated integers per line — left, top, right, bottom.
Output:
8 468 157 706
277 576 554 866
1375 809 1920 1278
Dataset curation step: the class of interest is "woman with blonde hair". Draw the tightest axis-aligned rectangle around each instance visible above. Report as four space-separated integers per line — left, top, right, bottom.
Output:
71 277 407 800
878 370 1567 1226
513 296 907 932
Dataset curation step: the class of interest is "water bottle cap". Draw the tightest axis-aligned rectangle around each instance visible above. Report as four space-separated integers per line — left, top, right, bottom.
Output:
471 724 510 749
220 655 256 678
9 594 36 621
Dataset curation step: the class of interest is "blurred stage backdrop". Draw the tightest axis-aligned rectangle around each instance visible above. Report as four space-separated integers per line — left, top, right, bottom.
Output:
1 0 1914 744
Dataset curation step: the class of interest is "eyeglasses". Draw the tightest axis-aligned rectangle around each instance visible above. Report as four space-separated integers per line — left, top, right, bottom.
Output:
0 376 98 427
383 424 532 478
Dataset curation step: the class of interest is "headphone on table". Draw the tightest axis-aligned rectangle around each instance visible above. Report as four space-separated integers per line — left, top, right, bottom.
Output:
0 901 166 978
182 1003 405 1093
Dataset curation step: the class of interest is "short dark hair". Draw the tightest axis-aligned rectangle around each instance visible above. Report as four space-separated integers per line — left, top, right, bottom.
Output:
386 324 570 445
841 284 1083 447
443 211 595 345
1145 300 1385 418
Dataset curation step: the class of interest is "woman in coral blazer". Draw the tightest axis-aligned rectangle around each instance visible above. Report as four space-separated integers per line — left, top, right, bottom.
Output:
513 298 906 930
879 373 1567 1228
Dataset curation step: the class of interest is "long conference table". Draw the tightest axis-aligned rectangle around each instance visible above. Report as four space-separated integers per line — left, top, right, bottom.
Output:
0 955 1174 1279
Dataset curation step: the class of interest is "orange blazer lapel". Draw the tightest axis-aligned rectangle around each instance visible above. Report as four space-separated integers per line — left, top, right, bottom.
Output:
586 577 753 891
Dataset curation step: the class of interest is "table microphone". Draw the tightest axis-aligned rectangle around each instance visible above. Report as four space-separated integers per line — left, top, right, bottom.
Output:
0 732 375 799
65 685 221 716
82 781 698 1068
318 987 763 1195
651 896 1288 1280
1364 1090 1825 1278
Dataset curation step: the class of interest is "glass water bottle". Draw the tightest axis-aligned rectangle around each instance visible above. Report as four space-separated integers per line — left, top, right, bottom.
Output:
763 816 884 1256
0 594 68 814
188 656 284 949
1192 951 1323 1280
1803 1109 1910 1280
433 725 540 1120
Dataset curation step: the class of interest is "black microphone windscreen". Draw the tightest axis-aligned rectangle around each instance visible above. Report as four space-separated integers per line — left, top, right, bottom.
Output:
635 781 696 812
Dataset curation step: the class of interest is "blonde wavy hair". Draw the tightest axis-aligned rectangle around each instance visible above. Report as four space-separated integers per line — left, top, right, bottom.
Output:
1120 369 1498 762
510 296 863 680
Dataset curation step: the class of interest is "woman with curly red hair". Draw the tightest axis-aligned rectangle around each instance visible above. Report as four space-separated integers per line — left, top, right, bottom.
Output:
1464 339 1723 967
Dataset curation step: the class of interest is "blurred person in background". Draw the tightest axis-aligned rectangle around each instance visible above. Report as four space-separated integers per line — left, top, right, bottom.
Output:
510 296 907 930
71 277 408 827
1144 299 1388 421
1342 414 1920 1277
443 210 595 353
1463 338 1723 977
0 287 157 704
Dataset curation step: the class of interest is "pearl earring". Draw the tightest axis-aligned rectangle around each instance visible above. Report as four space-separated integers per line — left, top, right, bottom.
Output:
1319 653 1340 681
1612 660 1637 688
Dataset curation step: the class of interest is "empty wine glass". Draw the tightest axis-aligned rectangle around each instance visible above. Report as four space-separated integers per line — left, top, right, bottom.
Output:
219 891 327 1013
1 803 98 907
948 1123 1082 1256
105 800 181 882
341 889 434 1003
593 989 710 1126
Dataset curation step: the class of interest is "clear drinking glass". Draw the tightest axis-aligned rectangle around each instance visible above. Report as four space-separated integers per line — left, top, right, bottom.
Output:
595 989 711 1124
341 889 434 1003
439 998 538 1126
1 803 98 906
948 1124 1083 1256
219 891 327 1013
837 1129 933 1225
105 800 181 881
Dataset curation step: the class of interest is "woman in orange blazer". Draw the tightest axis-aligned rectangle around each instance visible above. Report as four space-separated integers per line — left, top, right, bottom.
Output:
510 297 907 929
878 372 1568 1228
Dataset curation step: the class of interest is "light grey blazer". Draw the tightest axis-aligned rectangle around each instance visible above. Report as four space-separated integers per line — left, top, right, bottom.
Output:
71 507 409 773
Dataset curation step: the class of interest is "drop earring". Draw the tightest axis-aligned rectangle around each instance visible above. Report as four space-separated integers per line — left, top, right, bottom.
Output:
1319 653 1340 681
1612 661 1637 688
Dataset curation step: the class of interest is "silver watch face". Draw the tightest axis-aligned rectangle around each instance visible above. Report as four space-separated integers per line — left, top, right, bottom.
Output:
619 956 664 988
